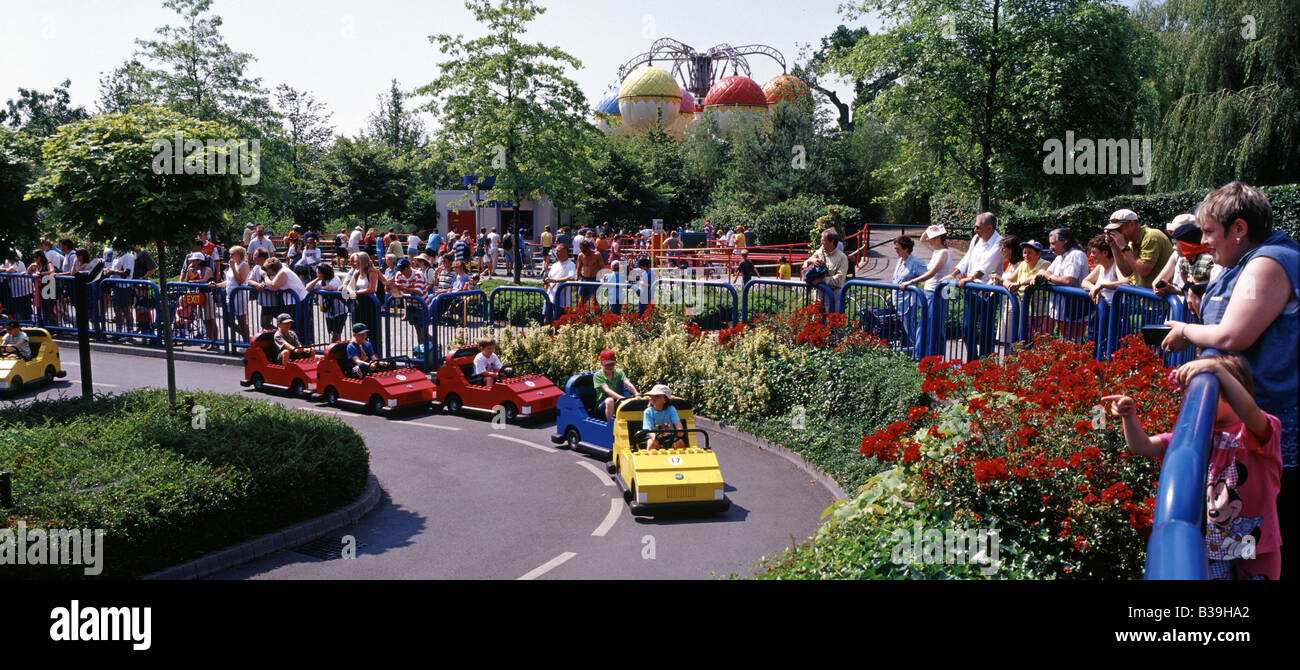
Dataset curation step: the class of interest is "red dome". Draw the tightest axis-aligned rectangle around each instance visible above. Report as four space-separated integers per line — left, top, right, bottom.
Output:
763 75 811 105
703 76 766 108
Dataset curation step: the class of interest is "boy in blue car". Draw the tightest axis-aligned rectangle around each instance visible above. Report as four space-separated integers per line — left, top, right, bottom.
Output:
643 384 685 450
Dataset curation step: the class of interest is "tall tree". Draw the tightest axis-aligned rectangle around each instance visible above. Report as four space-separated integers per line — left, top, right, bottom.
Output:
367 79 426 156
792 25 892 132
415 0 595 283
1139 0 1300 189
835 0 1157 212
276 85 335 227
28 106 244 404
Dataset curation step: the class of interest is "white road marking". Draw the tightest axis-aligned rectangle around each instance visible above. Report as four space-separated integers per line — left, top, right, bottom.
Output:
300 407 344 416
67 380 121 388
517 552 576 580
489 433 557 454
591 498 622 537
576 460 615 487
404 422 461 432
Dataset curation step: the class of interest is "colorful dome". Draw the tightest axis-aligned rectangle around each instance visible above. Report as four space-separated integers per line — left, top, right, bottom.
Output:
619 65 681 100
680 89 696 114
762 75 811 106
596 95 621 116
703 76 767 108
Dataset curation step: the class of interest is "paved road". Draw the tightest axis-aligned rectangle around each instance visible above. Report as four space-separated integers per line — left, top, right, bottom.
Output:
21 346 834 580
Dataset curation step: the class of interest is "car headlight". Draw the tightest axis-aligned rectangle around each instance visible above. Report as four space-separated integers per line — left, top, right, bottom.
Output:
387 399 397 408
521 405 532 415
308 383 316 391
714 488 724 501
637 492 648 504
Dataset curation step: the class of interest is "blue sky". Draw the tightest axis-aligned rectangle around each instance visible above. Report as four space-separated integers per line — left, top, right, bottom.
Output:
1 0 883 135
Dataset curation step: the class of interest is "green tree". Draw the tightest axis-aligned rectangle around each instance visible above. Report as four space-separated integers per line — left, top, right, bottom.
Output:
327 136 411 226
275 85 335 228
835 0 1158 212
415 0 595 282
0 129 40 258
1 79 90 140
367 79 426 156
27 106 244 404
1139 0 1300 189
792 25 893 132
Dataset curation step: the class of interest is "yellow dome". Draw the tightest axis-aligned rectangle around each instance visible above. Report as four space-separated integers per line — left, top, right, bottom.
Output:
619 66 682 100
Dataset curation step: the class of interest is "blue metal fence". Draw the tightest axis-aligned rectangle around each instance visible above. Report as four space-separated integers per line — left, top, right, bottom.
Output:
1106 285 1191 366
651 278 738 330
929 281 1020 363
97 279 162 344
741 279 834 324
0 273 37 324
488 286 551 327
1020 285 1107 359
429 289 489 359
383 294 433 369
552 281 642 317
840 279 928 359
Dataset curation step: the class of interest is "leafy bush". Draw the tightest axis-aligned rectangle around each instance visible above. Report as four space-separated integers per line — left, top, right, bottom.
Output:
752 194 828 246
810 204 861 248
0 390 369 578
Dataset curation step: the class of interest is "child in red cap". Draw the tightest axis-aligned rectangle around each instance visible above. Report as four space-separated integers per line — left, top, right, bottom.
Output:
594 349 638 420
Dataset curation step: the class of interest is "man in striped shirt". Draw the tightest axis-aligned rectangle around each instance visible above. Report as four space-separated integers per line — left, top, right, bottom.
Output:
388 258 430 341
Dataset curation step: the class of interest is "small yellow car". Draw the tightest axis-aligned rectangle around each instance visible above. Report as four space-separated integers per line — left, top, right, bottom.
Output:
606 395 730 516
0 327 67 393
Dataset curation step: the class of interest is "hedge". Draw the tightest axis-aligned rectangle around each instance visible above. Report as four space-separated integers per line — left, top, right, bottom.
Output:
0 390 370 579
932 183 1300 246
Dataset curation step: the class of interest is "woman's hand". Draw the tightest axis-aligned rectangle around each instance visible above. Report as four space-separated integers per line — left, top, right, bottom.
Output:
1161 320 1191 352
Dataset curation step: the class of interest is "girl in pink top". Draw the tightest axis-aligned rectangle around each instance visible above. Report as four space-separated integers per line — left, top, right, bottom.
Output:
1104 354 1282 579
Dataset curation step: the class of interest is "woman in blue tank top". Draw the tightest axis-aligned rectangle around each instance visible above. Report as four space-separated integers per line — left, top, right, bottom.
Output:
1162 182 1299 577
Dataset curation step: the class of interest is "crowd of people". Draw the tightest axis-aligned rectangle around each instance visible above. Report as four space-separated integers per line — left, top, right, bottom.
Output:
889 182 1297 580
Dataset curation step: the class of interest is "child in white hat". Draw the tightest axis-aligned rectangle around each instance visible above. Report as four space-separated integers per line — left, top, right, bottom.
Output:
643 384 686 450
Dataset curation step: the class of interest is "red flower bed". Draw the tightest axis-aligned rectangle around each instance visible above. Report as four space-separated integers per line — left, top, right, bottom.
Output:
860 336 1181 578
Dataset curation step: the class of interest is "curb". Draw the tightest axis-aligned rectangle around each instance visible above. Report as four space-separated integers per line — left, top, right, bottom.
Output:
694 416 849 501
58 337 245 368
142 473 383 580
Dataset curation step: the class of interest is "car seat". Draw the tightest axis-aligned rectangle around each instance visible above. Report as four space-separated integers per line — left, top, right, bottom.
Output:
326 341 356 378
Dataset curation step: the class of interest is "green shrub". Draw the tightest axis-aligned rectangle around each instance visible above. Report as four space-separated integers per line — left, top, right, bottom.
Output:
752 194 829 246
0 390 369 579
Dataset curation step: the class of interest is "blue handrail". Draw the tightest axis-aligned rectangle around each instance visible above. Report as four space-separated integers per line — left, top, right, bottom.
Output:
1144 352 1220 580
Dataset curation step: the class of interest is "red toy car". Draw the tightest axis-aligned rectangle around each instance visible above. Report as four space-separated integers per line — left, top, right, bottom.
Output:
434 345 563 422
240 330 320 398
316 341 436 415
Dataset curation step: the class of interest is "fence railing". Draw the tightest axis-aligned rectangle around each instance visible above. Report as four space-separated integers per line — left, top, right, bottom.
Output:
929 281 1020 363
429 289 489 359
651 279 738 330
552 281 643 316
840 280 929 360
488 286 551 328
741 279 835 324
97 279 163 344
1020 284 1107 359
1145 357 1220 580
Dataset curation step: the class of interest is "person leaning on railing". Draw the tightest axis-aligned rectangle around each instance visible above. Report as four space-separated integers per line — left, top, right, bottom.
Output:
802 228 849 310
1033 228 1091 340
1161 181 1299 579
1081 235 1127 306
944 213 1004 361
899 225 952 305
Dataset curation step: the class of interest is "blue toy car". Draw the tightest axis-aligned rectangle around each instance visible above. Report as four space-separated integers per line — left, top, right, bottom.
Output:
550 372 618 458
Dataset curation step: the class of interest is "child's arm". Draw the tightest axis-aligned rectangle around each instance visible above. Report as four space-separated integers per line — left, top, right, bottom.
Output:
1176 359 1272 442
1100 395 1164 457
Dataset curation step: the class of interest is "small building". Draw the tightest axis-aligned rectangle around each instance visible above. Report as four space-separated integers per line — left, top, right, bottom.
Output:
435 191 571 242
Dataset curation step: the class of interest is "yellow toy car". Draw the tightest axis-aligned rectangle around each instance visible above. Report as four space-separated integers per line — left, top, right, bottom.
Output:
607 395 730 516
1 328 67 393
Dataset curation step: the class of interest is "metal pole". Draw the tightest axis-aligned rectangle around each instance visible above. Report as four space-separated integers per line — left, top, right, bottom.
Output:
74 272 93 399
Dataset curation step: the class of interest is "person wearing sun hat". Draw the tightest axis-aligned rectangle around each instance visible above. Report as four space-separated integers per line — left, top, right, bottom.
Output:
899 224 953 305
594 349 640 420
643 384 685 450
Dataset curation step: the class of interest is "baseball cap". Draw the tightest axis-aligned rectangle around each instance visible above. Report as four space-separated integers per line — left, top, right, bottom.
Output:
1170 223 1203 243
1110 209 1139 223
599 349 617 363
245 222 255 229
647 384 672 397
921 224 947 240
352 323 369 334
1166 213 1196 233
276 313 294 324
5 320 21 329
396 259 411 271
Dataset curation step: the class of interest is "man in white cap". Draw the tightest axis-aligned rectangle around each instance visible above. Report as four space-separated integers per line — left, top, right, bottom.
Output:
242 222 255 248
643 384 686 450
1105 208 1172 289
